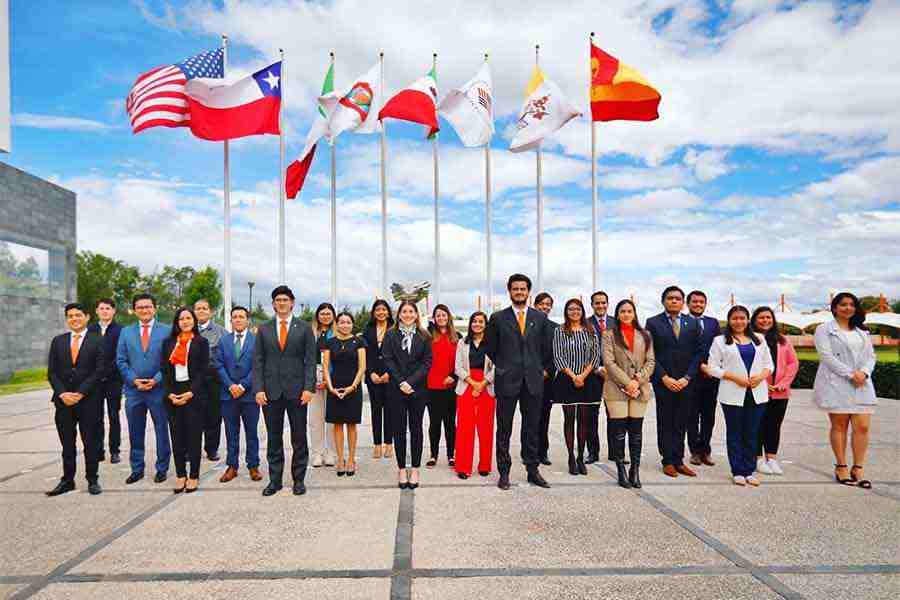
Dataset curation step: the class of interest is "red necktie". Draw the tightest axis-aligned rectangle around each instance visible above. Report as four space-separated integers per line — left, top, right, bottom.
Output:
141 324 150 352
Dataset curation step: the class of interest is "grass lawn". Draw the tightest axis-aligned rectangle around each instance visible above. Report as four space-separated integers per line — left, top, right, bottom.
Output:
795 347 899 363
0 367 49 396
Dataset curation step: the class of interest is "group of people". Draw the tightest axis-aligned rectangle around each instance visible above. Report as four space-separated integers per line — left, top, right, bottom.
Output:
45 274 879 497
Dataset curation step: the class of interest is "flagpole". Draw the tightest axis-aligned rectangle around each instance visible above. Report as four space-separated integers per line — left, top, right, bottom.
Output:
330 51 338 306
535 44 544 294
278 48 286 286
432 52 440 306
589 32 598 292
484 52 493 313
379 51 388 299
222 34 232 327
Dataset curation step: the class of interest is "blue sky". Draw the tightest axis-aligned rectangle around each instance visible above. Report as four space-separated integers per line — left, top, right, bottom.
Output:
3 0 899 317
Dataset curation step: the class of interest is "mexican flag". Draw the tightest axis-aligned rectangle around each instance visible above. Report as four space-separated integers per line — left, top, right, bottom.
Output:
286 62 335 200
378 66 439 138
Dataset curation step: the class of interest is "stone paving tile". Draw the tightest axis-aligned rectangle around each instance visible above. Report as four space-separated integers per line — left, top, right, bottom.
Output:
774 573 900 600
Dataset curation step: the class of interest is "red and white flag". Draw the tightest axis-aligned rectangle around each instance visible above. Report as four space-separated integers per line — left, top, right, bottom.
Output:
378 65 439 137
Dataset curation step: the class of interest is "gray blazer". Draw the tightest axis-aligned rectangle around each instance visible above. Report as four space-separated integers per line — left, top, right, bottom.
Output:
454 339 495 397
812 320 877 409
601 328 655 404
252 316 317 402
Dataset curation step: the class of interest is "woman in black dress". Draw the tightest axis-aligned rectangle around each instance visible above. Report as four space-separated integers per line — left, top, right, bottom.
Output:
322 312 366 476
362 299 394 460
552 298 601 476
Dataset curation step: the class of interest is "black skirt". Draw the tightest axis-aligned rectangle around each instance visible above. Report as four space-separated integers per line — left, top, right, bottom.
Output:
552 372 601 405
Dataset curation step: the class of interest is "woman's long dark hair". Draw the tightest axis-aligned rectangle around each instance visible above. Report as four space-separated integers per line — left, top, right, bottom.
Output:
831 292 868 331
313 302 336 337
562 298 592 336
723 305 761 345
465 311 488 344
367 299 394 329
169 306 200 340
430 304 459 343
751 306 786 346
612 299 650 348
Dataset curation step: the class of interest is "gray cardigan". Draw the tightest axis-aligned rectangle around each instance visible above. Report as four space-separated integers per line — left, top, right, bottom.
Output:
812 320 877 410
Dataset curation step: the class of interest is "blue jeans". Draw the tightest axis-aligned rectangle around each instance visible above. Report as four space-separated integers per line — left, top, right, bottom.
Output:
125 389 171 475
720 391 765 477
223 395 260 470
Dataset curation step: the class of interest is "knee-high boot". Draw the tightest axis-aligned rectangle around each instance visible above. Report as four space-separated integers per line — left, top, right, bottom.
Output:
611 418 630 488
628 417 643 489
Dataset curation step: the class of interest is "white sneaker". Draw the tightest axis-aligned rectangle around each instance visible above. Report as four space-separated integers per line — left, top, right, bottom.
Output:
756 458 773 474
767 459 783 475
733 475 746 486
311 454 323 468
324 453 337 467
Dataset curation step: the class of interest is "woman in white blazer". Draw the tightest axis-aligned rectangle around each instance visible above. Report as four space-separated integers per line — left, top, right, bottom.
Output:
813 293 877 489
703 305 773 486
453 312 496 479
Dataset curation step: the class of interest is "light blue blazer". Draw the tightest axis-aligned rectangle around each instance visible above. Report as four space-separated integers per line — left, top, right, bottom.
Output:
116 321 172 397
812 320 877 409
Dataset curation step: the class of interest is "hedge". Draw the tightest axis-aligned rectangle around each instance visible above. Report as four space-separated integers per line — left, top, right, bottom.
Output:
793 360 899 399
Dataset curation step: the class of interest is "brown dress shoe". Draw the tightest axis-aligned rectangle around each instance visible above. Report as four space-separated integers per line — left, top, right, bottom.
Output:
689 454 702 466
701 454 716 466
248 467 262 481
663 465 678 477
676 464 697 477
219 467 238 483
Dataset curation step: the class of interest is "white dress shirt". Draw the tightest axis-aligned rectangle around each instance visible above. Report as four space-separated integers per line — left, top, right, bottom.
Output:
175 340 191 382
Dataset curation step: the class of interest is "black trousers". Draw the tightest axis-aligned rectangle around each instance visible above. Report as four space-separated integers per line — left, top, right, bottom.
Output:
367 381 392 446
262 394 309 486
165 381 204 479
389 389 427 468
201 373 222 456
522 378 553 461
96 379 123 456
757 398 789 456
654 384 691 467
427 388 457 460
55 396 100 483
688 380 719 457
496 381 541 475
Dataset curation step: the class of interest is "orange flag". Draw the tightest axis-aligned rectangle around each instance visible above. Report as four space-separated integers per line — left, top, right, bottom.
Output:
590 41 660 122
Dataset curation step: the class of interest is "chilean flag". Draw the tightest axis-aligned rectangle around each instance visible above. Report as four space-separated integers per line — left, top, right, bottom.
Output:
185 61 281 141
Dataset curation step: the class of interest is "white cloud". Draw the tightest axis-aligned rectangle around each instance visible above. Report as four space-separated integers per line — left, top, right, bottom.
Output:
12 113 115 132
683 148 731 182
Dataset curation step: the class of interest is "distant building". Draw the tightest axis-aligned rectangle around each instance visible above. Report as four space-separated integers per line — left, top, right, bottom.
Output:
0 0 9 153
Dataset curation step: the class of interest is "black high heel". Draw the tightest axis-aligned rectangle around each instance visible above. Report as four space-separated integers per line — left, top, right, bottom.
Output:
577 458 588 476
834 464 854 486
616 462 631 489
568 455 578 476
850 465 872 489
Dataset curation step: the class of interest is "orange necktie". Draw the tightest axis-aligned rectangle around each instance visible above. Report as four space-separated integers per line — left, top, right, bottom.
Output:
70 333 81 364
279 320 288 350
517 310 526 336
140 324 150 352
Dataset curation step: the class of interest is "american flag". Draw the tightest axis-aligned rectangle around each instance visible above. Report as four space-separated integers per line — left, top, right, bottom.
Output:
126 48 224 134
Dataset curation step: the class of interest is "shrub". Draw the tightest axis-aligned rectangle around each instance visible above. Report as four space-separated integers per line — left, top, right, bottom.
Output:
794 360 899 399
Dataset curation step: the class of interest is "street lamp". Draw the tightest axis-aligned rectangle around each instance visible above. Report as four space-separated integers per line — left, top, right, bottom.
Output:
247 281 255 322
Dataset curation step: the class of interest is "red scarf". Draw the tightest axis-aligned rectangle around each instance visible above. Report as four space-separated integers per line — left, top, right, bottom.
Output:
620 322 636 351
169 331 193 366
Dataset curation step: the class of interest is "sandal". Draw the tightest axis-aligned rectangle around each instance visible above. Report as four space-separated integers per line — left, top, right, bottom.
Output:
850 465 872 489
834 464 854 486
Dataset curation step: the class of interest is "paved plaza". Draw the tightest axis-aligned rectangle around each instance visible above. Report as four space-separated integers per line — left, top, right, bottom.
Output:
0 388 897 599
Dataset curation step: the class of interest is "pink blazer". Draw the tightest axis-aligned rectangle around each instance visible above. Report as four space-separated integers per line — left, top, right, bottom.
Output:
768 340 799 399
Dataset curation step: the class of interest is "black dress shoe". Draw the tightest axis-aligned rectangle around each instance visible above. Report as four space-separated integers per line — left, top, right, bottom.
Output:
110 453 121 464
497 473 511 490
207 453 221 461
577 459 588 476
125 472 144 485
568 456 578 476
527 471 551 488
478 471 490 477
97 452 106 463
292 482 307 496
457 472 469 480
88 481 103 495
154 471 167 483
540 458 552 466
46 480 75 497
262 483 282 496
584 454 599 464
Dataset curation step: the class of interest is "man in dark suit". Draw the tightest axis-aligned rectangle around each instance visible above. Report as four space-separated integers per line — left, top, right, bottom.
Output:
46 303 105 496
87 298 123 464
485 273 554 490
216 306 261 483
686 290 721 467
531 292 556 466
645 285 703 478
253 285 317 497
586 290 616 464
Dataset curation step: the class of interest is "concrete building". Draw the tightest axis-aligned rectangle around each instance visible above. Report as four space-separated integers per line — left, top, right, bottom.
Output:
0 161 77 380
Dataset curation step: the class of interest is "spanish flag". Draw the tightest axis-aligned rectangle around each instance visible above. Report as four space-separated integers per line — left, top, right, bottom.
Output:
590 41 660 122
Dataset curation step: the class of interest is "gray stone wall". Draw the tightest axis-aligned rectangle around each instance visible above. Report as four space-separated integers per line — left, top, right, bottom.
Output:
0 161 76 381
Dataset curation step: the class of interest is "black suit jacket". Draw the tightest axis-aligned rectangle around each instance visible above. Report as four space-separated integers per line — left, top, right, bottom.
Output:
88 321 123 383
47 331 105 406
160 335 210 401
382 329 432 394
645 312 703 384
694 315 722 387
485 306 553 398
589 314 617 366
362 324 389 378
252 316 318 401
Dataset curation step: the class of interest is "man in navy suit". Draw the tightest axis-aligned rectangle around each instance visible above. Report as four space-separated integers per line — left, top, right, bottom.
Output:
215 306 261 483
586 291 616 464
645 286 703 478
116 293 172 484
87 298 123 464
686 290 722 467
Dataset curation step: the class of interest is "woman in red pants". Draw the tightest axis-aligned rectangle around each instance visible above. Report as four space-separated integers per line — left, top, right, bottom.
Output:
453 312 495 479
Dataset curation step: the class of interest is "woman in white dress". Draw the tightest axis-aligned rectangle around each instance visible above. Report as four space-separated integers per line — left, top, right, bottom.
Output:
812 292 877 489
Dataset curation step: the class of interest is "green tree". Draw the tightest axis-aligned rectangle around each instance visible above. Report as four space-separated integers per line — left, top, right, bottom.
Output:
77 251 140 314
891 299 900 314
249 301 269 324
858 295 881 312
183 266 223 313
